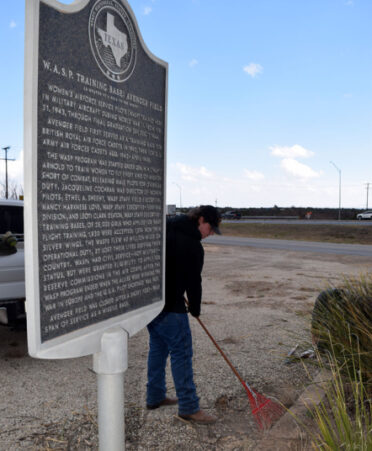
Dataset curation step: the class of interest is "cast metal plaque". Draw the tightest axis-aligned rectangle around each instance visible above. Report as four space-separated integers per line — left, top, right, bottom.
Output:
24 0 167 358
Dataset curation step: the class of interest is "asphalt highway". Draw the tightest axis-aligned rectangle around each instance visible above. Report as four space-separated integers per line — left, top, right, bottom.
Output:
206 235 372 257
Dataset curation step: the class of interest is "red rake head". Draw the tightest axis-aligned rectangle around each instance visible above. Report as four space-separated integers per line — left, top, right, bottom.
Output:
244 383 286 430
250 393 285 430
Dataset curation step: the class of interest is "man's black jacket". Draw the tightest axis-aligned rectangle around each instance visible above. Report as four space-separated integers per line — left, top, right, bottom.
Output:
163 215 204 317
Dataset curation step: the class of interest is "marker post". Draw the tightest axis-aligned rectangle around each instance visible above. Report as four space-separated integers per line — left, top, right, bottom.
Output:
93 327 128 451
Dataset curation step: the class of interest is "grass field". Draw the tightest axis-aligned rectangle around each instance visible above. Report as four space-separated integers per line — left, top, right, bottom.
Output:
219 222 372 245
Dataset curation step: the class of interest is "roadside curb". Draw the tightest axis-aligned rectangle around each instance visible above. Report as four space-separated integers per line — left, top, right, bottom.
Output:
255 369 331 450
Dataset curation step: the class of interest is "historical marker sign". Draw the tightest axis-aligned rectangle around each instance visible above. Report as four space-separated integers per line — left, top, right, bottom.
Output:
24 0 167 358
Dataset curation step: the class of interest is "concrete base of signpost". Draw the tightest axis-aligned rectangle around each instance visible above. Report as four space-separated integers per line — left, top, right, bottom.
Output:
93 327 128 451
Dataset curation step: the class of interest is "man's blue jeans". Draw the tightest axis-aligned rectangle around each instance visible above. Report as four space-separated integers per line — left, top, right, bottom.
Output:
146 311 200 415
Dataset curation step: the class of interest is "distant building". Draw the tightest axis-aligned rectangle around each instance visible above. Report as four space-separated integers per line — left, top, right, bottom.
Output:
166 204 176 216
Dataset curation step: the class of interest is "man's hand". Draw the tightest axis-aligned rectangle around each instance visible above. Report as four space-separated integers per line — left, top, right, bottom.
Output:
184 298 200 318
188 305 200 318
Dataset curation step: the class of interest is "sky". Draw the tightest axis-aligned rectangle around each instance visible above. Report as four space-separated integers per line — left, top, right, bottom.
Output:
1 0 371 209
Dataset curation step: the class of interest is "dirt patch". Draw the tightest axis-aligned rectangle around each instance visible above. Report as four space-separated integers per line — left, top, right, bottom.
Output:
21 410 98 450
227 281 290 306
224 279 316 313
218 336 241 345
1 244 371 450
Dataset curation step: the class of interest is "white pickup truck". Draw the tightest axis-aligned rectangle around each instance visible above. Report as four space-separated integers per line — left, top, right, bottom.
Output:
0 199 25 326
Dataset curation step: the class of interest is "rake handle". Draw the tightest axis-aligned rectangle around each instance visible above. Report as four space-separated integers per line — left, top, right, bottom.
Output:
185 300 255 402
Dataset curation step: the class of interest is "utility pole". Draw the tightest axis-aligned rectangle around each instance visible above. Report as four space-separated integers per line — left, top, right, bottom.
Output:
330 161 341 220
1 146 15 199
173 182 182 210
365 182 372 210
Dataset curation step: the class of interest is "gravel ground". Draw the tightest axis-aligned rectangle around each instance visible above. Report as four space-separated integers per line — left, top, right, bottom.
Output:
1 244 371 450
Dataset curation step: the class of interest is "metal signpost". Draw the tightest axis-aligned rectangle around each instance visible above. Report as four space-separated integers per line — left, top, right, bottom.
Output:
24 0 167 448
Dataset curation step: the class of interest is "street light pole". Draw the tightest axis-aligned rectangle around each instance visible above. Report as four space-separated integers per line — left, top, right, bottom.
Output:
173 182 182 210
365 183 371 210
330 161 341 220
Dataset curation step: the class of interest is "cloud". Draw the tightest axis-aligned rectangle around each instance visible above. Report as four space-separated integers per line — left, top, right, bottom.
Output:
9 21 16 29
343 93 353 98
345 0 354 6
166 161 363 208
244 170 265 181
189 59 198 68
143 6 152 15
175 163 214 182
280 158 320 179
270 144 314 159
243 63 263 78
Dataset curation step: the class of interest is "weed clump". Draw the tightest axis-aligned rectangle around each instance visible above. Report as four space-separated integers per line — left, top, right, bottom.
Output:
309 274 372 449
311 274 372 386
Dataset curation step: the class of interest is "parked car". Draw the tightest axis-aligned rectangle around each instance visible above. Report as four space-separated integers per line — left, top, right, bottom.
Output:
356 211 372 220
0 199 25 326
221 210 242 220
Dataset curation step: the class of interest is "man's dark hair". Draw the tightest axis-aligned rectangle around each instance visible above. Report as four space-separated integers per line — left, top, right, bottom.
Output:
187 206 205 222
187 205 221 234
187 205 218 222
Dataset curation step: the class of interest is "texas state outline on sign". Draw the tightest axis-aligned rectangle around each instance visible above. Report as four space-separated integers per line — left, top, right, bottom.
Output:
97 12 128 67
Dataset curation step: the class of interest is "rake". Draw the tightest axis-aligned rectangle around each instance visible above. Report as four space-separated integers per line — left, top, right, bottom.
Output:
188 303 285 429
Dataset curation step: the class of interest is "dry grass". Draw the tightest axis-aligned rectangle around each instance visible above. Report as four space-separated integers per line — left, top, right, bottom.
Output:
309 345 372 450
220 223 372 244
312 275 372 385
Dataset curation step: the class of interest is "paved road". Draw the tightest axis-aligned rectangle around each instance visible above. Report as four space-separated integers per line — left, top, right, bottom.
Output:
206 235 372 257
223 219 372 226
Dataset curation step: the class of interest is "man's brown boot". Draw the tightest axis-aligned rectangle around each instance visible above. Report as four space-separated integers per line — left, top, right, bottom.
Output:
179 409 217 424
147 397 178 410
